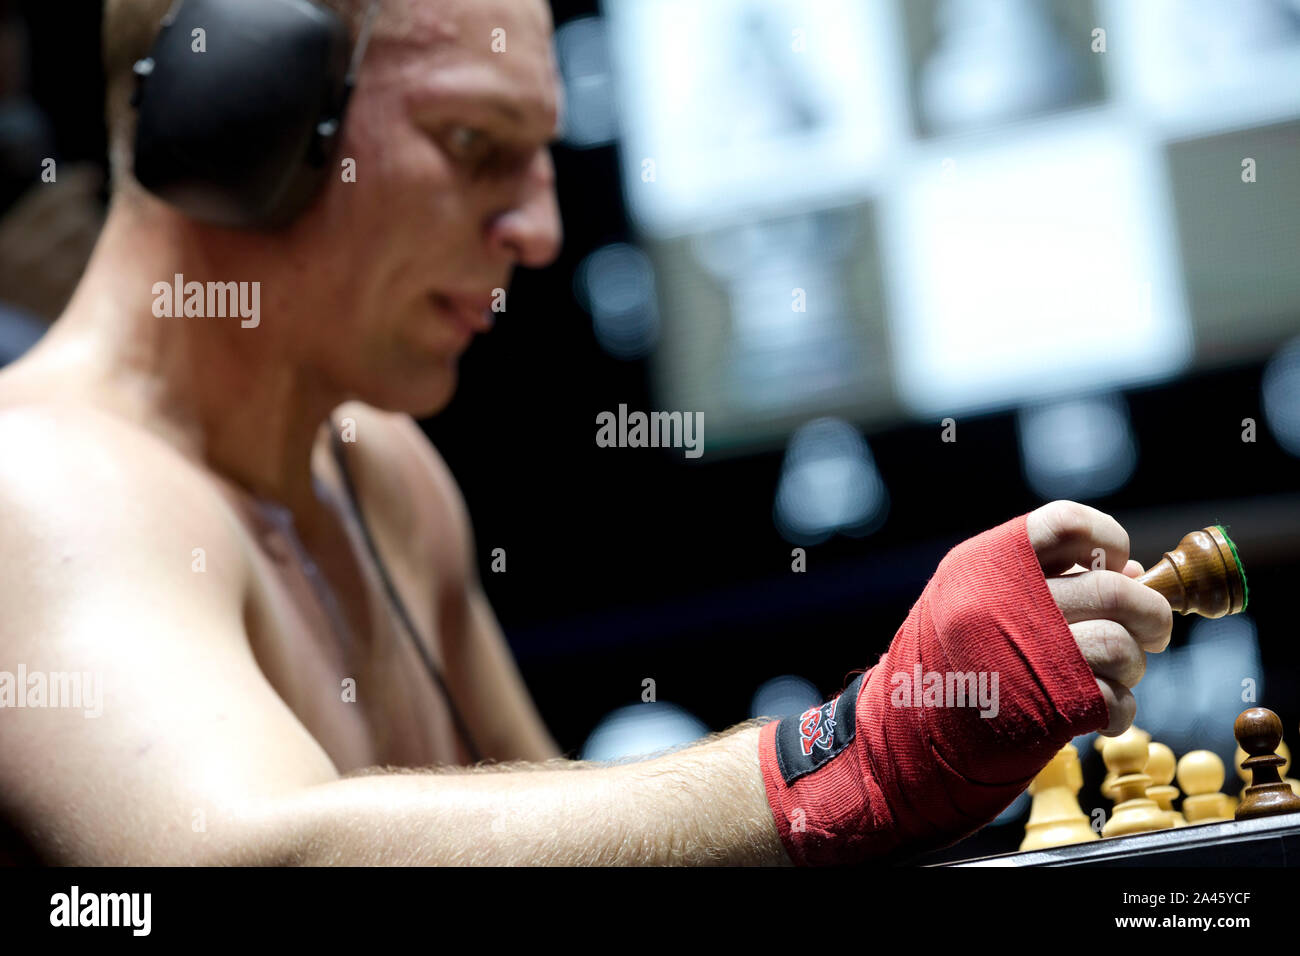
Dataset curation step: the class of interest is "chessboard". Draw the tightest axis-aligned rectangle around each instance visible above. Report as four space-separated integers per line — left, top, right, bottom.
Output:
930 704 1300 866
939 812 1300 866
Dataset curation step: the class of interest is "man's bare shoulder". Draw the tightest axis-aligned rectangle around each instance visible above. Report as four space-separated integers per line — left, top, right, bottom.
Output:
333 401 475 584
0 401 240 511
0 403 337 864
0 403 250 602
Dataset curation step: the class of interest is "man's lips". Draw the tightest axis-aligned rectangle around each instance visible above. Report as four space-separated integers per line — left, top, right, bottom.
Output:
430 292 496 336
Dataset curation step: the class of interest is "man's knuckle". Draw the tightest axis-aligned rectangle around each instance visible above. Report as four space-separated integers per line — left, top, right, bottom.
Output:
1093 571 1123 616
1133 589 1172 645
1111 629 1144 683
1106 627 1137 671
1157 598 1174 634
1045 500 1091 545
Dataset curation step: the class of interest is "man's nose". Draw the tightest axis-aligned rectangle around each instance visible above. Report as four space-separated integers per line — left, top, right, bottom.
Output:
487 151 563 269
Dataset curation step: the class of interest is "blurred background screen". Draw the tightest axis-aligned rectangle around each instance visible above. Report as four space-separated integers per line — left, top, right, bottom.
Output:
599 0 1300 450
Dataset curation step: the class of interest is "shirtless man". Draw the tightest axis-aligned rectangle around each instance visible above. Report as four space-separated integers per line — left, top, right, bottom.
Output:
0 0 1170 865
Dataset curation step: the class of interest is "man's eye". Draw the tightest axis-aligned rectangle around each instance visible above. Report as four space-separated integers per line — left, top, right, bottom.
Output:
446 126 490 160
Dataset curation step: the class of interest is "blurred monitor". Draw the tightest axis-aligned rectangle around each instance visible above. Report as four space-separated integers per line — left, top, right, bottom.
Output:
600 0 1300 455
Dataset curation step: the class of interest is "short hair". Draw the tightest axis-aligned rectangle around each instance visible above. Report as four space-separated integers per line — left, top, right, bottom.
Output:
102 0 367 189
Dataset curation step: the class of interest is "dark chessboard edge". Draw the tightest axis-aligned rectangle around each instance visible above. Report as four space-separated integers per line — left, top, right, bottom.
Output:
940 812 1300 866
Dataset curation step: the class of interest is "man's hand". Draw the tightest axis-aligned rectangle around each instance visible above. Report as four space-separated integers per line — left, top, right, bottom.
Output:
1026 500 1174 737
761 503 1157 864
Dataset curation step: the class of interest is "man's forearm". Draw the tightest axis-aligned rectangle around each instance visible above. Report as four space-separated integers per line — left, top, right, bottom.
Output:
220 724 789 866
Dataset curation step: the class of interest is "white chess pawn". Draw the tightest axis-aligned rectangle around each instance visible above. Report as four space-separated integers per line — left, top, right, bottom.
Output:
1178 750 1233 824
1145 742 1185 827
1102 735 1171 838
1097 725 1151 802
1020 743 1098 850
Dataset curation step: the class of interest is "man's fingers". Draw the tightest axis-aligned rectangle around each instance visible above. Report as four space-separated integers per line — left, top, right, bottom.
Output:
1027 500 1130 576
1048 570 1173 652
1060 559 1141 578
1071 619 1146 688
1094 676 1137 736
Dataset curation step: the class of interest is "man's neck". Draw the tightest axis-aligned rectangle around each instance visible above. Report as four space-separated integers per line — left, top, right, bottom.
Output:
44 196 342 518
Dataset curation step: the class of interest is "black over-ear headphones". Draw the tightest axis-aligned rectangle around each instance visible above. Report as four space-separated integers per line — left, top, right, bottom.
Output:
130 0 380 229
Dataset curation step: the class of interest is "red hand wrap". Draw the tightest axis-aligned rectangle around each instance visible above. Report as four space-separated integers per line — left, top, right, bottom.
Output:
759 514 1109 866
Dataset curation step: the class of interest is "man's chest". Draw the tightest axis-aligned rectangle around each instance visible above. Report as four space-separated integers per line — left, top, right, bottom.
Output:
239 502 466 773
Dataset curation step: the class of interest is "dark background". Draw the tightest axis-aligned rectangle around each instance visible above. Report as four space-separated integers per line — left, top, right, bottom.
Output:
6 0 1300 862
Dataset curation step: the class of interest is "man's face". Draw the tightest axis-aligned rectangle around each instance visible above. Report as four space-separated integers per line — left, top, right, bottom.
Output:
276 0 563 415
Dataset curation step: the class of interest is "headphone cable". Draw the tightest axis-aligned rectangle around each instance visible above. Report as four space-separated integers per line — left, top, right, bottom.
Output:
329 426 485 764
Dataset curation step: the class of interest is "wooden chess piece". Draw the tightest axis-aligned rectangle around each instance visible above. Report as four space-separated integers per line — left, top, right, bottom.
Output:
1101 734 1172 837
1237 738 1300 799
1145 742 1185 827
1135 526 1247 618
1287 740 1300 798
1234 708 1300 820
1283 740 1300 798
1098 726 1151 803
1177 750 1234 823
1020 743 1099 850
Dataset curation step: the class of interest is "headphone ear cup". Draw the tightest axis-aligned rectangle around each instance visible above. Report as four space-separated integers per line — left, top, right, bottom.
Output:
132 0 351 229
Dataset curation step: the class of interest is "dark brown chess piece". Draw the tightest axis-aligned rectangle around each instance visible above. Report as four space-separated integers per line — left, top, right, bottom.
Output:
1135 526 1247 619
1234 708 1300 820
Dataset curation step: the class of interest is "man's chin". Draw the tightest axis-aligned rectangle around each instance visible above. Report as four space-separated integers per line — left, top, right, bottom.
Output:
358 363 460 418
